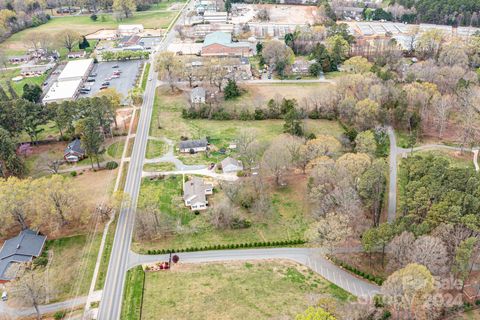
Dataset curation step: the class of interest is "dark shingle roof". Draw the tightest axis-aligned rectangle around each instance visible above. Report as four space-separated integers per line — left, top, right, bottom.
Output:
0 229 47 281
64 138 84 155
179 139 208 150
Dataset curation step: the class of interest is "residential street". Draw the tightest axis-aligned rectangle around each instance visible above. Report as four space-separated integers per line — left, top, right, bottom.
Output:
127 248 380 299
96 1 194 319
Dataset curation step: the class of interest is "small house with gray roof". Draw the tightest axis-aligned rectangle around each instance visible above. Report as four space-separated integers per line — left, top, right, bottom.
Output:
183 176 213 211
179 138 208 153
221 157 243 173
190 87 206 104
0 229 46 283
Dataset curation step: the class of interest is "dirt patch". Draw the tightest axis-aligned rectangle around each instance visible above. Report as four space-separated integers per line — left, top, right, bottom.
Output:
231 4 317 25
72 168 116 210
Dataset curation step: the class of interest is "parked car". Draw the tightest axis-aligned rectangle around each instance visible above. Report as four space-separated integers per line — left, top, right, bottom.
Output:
100 85 108 90
86 78 95 82
2 291 7 301
90 73 97 77
111 75 120 79
102 81 110 86
112 64 119 68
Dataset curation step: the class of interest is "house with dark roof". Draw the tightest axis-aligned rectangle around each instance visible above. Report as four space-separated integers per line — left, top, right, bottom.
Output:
201 31 252 57
179 138 208 153
0 229 47 283
183 176 213 211
64 139 85 162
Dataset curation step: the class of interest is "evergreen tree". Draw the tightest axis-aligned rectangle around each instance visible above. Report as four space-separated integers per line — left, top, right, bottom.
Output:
78 36 90 50
283 108 303 136
22 84 42 103
223 79 240 100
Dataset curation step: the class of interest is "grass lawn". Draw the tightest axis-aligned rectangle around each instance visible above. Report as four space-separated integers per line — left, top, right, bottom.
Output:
0 11 177 55
95 218 117 291
140 260 353 320
0 68 48 96
133 174 312 252
141 62 150 91
145 139 167 159
32 234 102 302
143 162 176 172
414 150 475 169
120 266 144 320
151 87 344 166
107 140 126 159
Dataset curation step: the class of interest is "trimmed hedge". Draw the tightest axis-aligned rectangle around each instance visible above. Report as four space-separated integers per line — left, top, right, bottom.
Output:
327 255 384 286
144 239 306 255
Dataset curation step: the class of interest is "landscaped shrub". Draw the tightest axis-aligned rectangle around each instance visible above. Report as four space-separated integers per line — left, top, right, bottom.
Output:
33 256 48 267
106 161 119 170
145 239 306 255
54 311 66 320
70 171 77 177
476 299 480 306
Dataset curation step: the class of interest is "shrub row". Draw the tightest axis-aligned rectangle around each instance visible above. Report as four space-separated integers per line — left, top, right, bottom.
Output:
145 239 306 255
327 255 384 286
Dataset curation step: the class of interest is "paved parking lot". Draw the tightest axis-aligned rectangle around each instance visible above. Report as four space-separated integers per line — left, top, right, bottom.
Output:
83 60 143 104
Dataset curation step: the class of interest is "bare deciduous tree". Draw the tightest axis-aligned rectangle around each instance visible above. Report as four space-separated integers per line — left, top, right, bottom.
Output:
261 136 292 186
387 231 415 272
15 271 46 320
411 235 450 275
305 212 351 253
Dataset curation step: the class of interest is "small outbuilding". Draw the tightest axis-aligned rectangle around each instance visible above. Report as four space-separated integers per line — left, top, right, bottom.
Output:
117 24 144 36
221 157 243 173
179 138 208 153
0 229 47 283
190 87 206 104
64 139 85 162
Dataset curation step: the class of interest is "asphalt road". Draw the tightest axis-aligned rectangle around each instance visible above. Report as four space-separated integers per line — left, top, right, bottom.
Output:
96 2 193 319
387 127 398 223
128 248 380 299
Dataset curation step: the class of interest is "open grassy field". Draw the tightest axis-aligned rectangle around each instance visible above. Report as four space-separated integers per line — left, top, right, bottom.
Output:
151 87 344 159
0 10 177 55
140 260 353 320
225 82 335 110
133 173 312 252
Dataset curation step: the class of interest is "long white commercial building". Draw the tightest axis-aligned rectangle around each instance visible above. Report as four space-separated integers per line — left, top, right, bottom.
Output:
43 58 94 104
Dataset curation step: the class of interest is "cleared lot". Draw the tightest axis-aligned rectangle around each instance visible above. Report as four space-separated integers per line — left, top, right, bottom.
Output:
83 60 143 104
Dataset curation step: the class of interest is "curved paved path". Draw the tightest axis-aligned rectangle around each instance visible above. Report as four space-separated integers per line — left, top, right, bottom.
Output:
128 248 380 299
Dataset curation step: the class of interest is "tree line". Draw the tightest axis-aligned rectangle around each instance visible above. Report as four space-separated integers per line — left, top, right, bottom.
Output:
0 0 49 41
389 0 480 26
0 90 121 177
